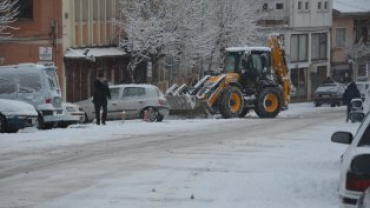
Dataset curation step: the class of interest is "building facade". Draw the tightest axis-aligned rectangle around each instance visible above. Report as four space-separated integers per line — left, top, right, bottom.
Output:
0 0 132 102
331 0 370 83
256 0 332 102
0 0 64 87
62 0 130 102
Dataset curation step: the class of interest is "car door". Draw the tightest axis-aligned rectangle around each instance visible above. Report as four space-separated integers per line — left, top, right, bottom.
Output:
106 87 120 120
116 86 147 119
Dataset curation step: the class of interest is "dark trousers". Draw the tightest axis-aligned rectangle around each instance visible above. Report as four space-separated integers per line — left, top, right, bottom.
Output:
346 104 351 121
94 102 107 125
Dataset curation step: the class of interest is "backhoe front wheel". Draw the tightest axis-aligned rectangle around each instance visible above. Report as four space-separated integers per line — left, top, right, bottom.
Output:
255 87 282 118
219 86 244 118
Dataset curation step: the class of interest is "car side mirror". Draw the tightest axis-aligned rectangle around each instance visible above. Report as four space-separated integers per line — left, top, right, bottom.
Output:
331 131 353 144
349 112 365 123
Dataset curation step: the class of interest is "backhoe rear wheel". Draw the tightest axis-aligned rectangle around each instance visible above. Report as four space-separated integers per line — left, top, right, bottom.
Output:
219 86 244 118
255 87 282 118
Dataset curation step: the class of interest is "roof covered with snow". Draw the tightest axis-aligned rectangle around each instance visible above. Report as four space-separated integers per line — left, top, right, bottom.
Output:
333 0 370 14
64 47 126 59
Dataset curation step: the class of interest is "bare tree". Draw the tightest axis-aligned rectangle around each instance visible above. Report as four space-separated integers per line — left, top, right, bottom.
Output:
0 0 19 38
347 38 370 79
116 0 260 83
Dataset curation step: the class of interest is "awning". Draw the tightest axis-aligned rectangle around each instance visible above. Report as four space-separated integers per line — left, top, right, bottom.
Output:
64 47 126 59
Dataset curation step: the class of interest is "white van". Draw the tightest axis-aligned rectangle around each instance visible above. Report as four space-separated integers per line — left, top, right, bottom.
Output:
0 63 63 128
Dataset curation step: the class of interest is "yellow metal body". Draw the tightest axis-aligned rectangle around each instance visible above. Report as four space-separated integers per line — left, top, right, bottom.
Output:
201 73 241 108
268 36 291 107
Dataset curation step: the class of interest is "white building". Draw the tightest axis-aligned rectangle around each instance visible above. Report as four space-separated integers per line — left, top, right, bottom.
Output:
255 0 332 101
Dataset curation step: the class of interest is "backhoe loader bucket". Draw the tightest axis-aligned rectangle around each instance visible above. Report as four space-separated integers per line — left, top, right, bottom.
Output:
165 82 209 118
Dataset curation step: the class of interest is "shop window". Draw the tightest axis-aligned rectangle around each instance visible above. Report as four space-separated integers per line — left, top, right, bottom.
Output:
290 34 308 62
14 0 33 20
311 33 328 61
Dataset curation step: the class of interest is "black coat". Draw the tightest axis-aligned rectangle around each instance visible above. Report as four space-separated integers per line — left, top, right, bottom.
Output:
342 82 361 106
92 79 111 105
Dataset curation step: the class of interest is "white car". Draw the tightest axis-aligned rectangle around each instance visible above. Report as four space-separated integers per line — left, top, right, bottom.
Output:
357 187 370 208
58 102 85 128
331 112 370 208
0 64 63 129
356 81 370 100
0 99 38 133
76 84 170 122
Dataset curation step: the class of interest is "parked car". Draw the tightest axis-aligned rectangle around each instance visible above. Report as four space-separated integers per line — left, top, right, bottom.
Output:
57 102 85 128
313 83 346 107
0 63 63 129
357 187 370 208
0 99 38 133
356 81 370 101
331 111 370 207
76 84 170 122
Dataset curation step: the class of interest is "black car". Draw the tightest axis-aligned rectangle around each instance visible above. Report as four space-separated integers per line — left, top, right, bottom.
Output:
313 83 346 107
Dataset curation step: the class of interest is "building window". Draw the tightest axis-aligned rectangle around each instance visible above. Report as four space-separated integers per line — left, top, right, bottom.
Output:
290 34 308 62
14 0 33 20
311 33 328 61
298 1 302 10
318 2 322 10
262 3 268 11
276 3 284 10
324 1 328 10
305 2 310 10
336 28 346 48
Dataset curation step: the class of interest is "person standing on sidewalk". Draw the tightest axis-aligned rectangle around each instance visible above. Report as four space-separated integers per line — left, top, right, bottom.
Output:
92 72 111 125
343 81 361 122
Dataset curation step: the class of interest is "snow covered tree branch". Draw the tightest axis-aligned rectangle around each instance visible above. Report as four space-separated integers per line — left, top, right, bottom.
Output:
0 0 19 38
116 0 260 83
347 38 370 79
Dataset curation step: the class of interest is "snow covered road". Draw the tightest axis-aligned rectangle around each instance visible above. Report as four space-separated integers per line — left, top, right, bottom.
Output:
0 103 360 208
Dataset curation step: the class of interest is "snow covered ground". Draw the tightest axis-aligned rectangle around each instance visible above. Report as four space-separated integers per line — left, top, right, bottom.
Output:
0 102 361 208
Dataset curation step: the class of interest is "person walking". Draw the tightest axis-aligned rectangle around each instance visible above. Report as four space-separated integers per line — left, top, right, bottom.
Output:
92 72 111 125
343 81 361 122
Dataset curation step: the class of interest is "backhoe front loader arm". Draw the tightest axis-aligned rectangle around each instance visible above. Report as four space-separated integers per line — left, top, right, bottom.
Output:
267 36 291 108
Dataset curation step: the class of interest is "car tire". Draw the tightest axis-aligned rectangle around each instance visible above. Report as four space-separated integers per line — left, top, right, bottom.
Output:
315 101 321 107
331 103 336 107
156 114 164 122
141 107 159 122
83 112 91 123
0 114 7 133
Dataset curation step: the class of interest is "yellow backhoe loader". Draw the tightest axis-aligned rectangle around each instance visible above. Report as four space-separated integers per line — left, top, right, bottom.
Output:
166 35 291 118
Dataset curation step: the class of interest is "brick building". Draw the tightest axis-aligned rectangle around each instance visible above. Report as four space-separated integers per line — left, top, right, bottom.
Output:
0 0 132 102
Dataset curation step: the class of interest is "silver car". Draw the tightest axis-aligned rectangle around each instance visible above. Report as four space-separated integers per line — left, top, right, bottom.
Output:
76 84 170 122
